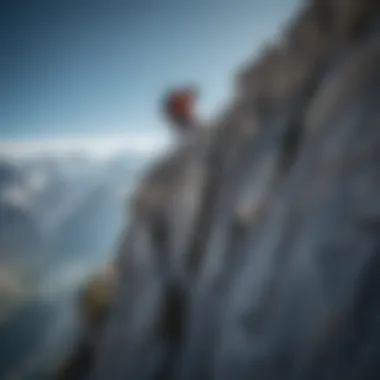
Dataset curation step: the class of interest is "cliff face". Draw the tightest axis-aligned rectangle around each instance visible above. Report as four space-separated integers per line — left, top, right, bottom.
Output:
85 1 380 379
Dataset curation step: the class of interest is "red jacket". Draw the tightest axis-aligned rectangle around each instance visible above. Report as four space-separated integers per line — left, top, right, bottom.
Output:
164 87 197 128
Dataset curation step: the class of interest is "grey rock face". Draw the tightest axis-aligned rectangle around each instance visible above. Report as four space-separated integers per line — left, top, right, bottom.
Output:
87 1 380 379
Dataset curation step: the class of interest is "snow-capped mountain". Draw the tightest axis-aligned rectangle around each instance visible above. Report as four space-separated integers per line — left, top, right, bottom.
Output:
0 147 160 271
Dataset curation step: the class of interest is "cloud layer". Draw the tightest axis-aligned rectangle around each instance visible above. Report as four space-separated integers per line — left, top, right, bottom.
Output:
0 132 170 160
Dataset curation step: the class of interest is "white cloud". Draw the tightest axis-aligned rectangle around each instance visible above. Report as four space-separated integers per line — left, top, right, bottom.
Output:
0 132 171 160
0 169 50 211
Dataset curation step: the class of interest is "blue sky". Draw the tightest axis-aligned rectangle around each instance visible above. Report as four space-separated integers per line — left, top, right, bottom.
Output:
1 0 298 140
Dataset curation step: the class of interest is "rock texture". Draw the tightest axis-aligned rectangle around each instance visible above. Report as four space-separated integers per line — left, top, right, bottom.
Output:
83 0 380 379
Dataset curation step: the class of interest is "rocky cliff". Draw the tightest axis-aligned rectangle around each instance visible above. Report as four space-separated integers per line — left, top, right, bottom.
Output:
66 1 380 379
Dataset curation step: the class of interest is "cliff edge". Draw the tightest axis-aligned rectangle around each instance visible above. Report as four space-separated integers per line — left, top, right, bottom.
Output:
64 1 380 379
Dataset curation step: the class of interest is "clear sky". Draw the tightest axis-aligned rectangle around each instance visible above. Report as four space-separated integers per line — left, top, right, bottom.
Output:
2 0 298 139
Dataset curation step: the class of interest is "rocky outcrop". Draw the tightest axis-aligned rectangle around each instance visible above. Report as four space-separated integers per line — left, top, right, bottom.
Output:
74 1 380 379
55 264 118 380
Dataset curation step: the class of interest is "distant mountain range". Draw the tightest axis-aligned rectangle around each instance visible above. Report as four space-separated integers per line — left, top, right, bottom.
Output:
0 151 150 271
0 146 163 380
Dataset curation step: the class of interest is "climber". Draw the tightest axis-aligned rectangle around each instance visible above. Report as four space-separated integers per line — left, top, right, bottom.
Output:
162 86 199 134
